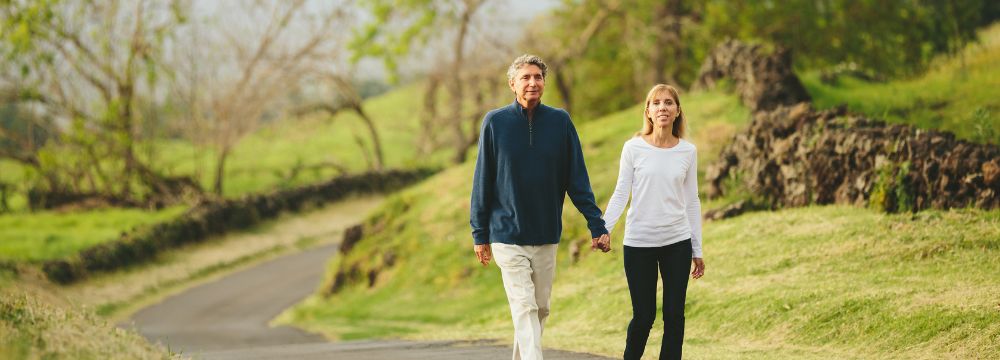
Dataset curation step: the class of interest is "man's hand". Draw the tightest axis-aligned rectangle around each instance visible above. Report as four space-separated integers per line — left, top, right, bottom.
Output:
591 233 611 253
474 244 492 266
691 257 705 279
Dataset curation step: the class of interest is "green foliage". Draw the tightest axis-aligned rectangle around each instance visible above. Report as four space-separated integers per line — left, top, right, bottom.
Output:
348 0 442 83
969 107 997 144
536 0 712 120
703 0 997 77
538 1 999 121
869 159 913 214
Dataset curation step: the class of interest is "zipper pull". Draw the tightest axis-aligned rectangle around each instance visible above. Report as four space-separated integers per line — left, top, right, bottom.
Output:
529 119 533 147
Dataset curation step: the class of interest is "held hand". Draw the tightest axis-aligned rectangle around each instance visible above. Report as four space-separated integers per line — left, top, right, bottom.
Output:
591 233 611 253
474 244 492 266
598 233 611 252
691 257 705 279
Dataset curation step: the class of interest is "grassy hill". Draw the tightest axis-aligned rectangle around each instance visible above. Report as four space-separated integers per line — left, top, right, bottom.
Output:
280 25 1000 359
802 22 1000 145
0 271 172 359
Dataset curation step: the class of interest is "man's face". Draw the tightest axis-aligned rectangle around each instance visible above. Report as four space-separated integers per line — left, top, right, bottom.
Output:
509 64 545 105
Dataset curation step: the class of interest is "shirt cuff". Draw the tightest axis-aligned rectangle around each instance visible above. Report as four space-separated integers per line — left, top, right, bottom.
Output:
589 227 609 239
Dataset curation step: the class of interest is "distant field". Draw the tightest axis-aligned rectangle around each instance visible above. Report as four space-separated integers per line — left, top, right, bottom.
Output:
154 82 455 198
0 206 186 262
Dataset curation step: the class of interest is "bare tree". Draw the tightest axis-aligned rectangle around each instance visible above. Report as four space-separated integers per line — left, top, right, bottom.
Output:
173 1 348 195
350 0 512 164
294 72 386 172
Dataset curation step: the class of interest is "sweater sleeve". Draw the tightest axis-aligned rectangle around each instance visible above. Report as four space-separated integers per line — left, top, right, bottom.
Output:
470 117 494 245
602 141 633 234
685 147 704 258
565 116 608 238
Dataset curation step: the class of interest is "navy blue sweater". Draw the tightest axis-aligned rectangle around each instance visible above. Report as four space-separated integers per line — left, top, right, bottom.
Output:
470 100 607 246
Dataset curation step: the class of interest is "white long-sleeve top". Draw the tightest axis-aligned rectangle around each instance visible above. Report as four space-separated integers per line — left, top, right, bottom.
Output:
602 137 703 257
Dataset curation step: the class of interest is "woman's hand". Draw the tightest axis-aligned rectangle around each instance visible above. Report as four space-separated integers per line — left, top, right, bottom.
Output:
691 257 705 279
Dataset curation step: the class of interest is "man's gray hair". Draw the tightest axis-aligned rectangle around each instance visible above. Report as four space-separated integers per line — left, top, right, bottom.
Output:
506 54 548 81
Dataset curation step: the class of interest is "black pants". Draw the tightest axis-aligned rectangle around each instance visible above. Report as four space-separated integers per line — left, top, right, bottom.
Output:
623 240 692 360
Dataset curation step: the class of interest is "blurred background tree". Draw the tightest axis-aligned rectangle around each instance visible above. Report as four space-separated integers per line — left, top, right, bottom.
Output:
0 0 194 209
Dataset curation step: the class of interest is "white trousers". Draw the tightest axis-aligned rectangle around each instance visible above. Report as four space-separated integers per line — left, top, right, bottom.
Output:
491 243 558 360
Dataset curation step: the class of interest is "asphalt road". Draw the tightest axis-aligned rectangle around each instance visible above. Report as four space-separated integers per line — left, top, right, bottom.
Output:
127 233 613 359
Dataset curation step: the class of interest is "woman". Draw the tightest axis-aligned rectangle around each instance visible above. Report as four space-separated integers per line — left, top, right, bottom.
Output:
599 84 705 360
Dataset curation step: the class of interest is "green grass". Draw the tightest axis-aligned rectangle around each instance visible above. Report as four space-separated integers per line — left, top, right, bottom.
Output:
0 281 172 359
802 22 1000 145
0 206 186 262
284 174 1000 358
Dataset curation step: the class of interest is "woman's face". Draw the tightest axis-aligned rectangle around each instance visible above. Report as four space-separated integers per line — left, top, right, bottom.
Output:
646 92 679 129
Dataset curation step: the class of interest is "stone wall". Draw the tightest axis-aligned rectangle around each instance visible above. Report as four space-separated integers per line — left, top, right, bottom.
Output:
705 103 999 212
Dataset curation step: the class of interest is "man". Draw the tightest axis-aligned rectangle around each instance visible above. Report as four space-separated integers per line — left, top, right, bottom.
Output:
470 54 611 360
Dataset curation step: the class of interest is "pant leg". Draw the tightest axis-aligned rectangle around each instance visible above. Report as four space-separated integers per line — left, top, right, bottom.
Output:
623 245 660 360
492 243 544 360
530 244 558 334
658 240 692 360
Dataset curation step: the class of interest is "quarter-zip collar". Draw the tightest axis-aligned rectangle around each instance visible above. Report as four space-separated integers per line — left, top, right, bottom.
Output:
513 98 540 120
513 99 540 147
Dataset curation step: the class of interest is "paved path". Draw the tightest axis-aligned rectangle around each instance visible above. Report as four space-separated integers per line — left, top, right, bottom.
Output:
199 340 612 360
127 220 613 359
129 243 336 355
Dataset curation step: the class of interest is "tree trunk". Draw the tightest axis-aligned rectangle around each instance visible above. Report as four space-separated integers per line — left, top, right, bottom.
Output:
213 145 230 196
449 0 483 164
0 183 8 213
353 105 384 171
554 71 574 116
418 76 441 155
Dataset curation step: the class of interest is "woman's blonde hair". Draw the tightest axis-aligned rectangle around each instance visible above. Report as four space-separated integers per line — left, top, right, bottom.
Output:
637 84 685 138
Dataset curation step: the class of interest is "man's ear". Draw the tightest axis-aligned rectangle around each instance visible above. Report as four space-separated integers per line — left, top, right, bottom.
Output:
508 78 516 93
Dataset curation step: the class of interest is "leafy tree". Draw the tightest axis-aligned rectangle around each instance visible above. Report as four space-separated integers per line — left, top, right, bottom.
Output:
702 0 998 77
